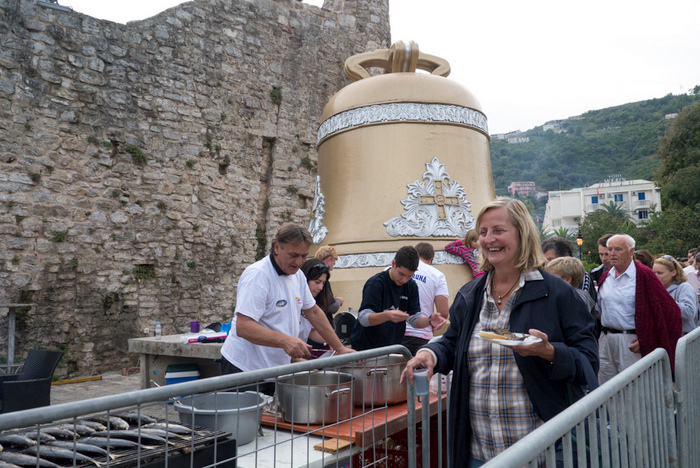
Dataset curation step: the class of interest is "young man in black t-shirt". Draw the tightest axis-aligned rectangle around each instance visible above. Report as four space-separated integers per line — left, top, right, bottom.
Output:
351 246 441 351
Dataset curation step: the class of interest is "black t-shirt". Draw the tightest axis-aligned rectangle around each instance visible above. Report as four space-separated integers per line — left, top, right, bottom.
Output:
350 270 420 351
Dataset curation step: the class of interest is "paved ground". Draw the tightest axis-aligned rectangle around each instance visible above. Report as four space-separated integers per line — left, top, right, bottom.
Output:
51 371 143 406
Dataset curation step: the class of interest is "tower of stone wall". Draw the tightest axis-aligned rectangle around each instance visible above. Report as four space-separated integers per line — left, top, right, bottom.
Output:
0 0 389 376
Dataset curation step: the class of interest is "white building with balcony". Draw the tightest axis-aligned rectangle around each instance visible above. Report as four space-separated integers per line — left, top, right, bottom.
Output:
543 178 661 233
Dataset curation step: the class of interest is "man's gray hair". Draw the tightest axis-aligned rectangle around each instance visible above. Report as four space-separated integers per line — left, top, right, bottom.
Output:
607 234 636 250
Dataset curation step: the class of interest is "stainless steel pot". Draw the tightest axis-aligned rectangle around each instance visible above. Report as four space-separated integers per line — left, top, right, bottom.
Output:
276 371 354 424
340 354 407 406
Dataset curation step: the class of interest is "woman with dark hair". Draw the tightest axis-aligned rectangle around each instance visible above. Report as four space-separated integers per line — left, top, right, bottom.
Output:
300 258 335 347
633 249 654 269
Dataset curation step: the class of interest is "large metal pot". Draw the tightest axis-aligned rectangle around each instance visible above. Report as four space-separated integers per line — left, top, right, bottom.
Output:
340 354 407 406
276 371 354 425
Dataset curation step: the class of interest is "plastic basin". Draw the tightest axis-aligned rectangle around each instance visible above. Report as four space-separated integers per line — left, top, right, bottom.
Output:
173 391 266 445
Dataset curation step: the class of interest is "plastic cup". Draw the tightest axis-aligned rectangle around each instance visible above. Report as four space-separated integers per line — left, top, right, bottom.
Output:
190 321 200 333
413 368 429 396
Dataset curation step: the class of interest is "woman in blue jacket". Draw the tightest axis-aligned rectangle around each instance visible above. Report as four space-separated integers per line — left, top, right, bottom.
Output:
402 198 599 467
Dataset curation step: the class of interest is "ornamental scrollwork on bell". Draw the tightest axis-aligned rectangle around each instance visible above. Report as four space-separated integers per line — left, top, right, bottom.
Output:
308 175 328 244
384 157 474 237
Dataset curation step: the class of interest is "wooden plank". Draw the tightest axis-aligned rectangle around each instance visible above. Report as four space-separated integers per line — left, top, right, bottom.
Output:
261 392 447 446
52 375 102 386
314 438 353 453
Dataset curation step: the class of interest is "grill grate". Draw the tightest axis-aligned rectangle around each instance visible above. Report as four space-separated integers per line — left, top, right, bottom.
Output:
75 424 233 468
2 422 234 468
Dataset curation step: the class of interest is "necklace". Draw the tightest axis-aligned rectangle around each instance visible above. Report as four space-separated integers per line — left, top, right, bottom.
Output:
492 275 520 305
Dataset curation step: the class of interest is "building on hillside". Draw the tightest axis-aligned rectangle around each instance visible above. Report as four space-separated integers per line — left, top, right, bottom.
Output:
508 181 537 197
543 120 566 133
543 177 661 233
507 136 529 144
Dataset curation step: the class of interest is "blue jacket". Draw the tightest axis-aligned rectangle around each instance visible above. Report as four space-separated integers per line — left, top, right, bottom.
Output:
426 271 599 466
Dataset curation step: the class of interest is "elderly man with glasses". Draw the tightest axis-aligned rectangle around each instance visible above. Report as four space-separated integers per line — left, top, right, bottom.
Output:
596 234 682 383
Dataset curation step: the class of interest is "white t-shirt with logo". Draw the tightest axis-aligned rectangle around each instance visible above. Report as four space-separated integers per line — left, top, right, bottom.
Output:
221 256 316 371
405 260 449 340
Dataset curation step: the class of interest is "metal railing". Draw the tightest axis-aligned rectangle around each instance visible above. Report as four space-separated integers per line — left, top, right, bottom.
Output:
483 348 677 467
0 345 439 468
674 327 700 467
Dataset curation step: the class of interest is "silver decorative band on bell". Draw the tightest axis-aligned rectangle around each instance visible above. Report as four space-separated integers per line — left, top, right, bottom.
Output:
334 251 465 269
317 102 489 144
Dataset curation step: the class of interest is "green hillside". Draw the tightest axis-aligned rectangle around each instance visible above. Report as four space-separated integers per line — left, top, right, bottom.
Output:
489 93 700 194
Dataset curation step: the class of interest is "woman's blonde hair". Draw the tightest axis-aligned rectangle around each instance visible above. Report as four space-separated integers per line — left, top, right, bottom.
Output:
463 229 479 246
476 198 547 273
654 255 687 285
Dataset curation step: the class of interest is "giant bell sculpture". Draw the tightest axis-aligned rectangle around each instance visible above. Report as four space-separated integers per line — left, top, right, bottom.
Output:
310 41 495 310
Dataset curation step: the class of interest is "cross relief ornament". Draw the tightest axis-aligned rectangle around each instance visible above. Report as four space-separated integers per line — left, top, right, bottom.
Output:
384 157 475 237
418 180 460 220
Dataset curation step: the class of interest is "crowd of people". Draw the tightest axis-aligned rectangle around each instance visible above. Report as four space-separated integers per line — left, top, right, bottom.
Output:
218 198 699 466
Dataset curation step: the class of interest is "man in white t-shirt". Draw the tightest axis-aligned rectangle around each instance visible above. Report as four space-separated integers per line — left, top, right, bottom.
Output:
220 224 353 392
401 243 449 355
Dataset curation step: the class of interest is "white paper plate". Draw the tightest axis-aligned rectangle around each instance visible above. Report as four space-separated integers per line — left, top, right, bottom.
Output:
479 333 542 347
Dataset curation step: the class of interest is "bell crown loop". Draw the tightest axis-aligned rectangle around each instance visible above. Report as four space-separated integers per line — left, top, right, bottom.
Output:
344 40 451 82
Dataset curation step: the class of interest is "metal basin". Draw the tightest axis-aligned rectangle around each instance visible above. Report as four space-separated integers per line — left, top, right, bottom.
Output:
340 354 407 406
276 371 354 425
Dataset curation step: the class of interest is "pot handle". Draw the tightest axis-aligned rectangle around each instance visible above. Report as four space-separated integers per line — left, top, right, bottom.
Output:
366 367 389 376
325 388 351 398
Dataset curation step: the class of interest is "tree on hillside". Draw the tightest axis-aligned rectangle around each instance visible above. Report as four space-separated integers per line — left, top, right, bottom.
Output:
654 101 700 209
638 206 700 257
580 210 638 263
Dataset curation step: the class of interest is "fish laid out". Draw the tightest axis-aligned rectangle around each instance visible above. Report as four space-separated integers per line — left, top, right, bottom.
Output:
80 437 150 450
23 446 101 467
0 435 36 449
92 430 168 446
57 424 96 437
37 427 77 440
47 440 116 460
139 427 189 440
113 412 157 426
75 420 107 432
143 423 193 435
0 460 21 468
86 416 130 431
19 433 55 444
0 451 60 468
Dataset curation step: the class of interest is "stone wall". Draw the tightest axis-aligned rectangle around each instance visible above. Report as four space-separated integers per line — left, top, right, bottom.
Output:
0 0 389 376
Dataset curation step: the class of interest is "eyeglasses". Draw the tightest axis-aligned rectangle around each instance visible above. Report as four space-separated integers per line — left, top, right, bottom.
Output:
309 263 330 273
662 254 675 262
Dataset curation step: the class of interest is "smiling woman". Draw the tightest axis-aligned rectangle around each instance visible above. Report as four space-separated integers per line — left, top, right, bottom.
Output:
401 197 599 467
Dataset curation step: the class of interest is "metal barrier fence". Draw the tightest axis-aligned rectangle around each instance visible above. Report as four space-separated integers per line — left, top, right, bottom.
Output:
0 345 449 468
674 326 700 467
483 348 678 468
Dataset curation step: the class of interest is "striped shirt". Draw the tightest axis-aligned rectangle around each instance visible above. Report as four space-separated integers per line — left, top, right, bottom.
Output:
469 270 545 463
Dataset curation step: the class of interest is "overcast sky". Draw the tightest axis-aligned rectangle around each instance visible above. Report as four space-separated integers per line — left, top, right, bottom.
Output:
64 0 700 134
